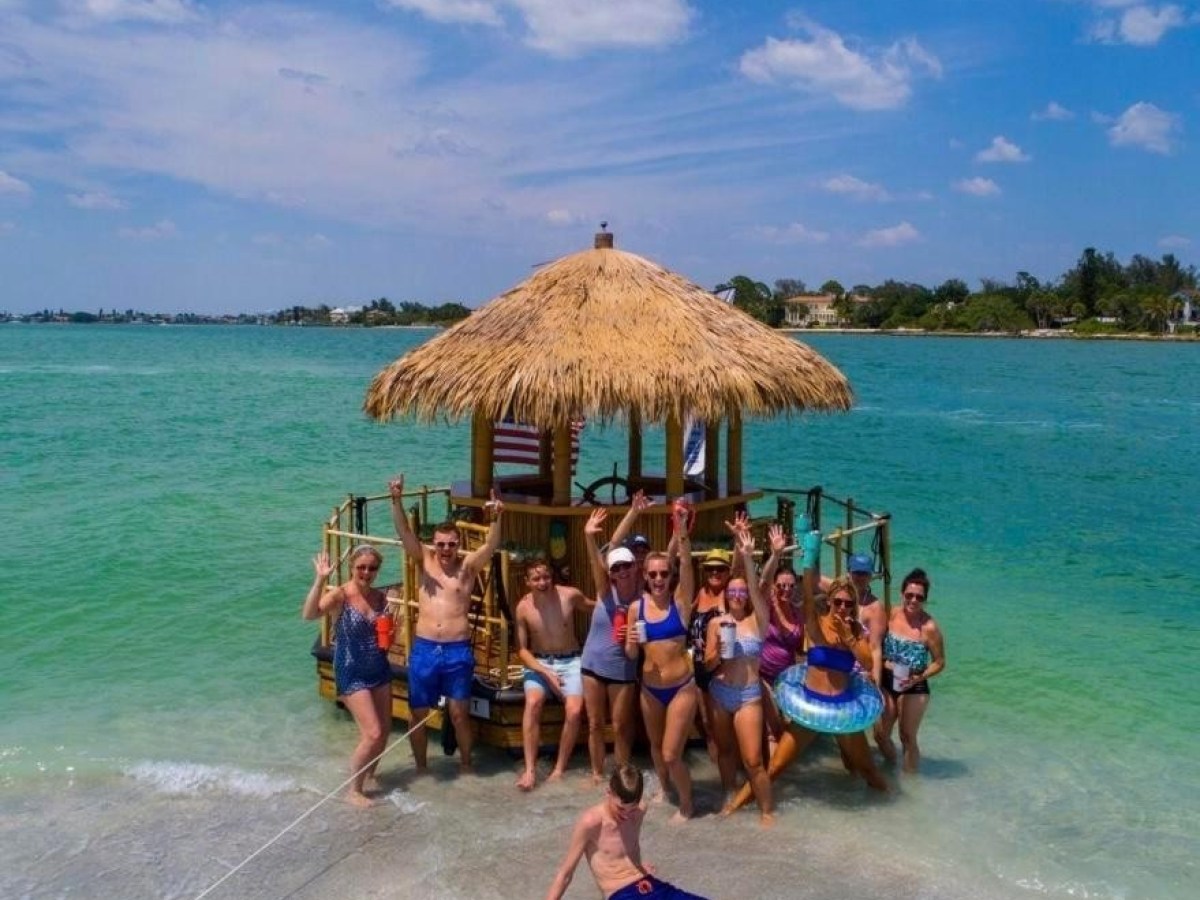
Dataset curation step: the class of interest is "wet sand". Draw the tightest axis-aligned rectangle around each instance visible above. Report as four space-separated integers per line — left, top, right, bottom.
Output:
2 742 1026 900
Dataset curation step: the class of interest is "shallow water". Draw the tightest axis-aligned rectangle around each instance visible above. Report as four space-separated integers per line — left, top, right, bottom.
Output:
1 326 1196 898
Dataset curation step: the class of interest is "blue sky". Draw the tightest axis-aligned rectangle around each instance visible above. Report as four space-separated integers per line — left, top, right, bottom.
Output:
1 0 1197 314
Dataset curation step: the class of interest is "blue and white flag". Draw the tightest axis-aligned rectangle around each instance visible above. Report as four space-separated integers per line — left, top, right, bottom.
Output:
683 416 706 477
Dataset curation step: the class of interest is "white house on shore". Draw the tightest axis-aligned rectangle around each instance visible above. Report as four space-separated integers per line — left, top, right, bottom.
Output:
329 305 361 324
781 293 871 327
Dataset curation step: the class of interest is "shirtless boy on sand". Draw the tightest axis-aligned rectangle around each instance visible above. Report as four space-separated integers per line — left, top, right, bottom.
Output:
390 475 503 773
546 764 708 900
514 560 591 790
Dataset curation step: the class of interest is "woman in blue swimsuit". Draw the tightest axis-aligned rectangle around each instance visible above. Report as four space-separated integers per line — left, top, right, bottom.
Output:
624 503 695 821
302 545 393 807
877 568 945 773
704 524 774 825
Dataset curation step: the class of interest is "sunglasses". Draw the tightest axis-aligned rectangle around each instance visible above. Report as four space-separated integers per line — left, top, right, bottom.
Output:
646 570 670 580
903 592 927 602
829 597 855 609
726 588 750 599
774 583 795 592
704 566 729 574
354 564 379 573
434 541 460 549
610 562 634 573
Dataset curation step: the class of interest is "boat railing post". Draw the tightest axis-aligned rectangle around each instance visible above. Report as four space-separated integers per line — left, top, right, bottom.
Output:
831 528 844 578
845 497 855 557
419 485 430 532
880 515 893 613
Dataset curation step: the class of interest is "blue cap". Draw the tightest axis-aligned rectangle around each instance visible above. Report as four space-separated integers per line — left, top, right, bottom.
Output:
847 553 873 574
626 534 651 549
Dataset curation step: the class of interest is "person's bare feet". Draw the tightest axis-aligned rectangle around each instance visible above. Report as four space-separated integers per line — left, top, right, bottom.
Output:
590 771 604 787
650 789 666 805
759 812 776 829
668 810 690 825
459 762 475 776
516 770 536 791
346 790 377 808
547 769 564 783
363 775 382 794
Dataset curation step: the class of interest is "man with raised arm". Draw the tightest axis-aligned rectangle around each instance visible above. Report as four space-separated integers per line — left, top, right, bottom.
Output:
546 764 709 900
514 559 591 790
389 475 503 774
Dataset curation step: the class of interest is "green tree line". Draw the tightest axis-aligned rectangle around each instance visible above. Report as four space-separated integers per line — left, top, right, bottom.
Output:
274 297 471 326
718 248 1198 335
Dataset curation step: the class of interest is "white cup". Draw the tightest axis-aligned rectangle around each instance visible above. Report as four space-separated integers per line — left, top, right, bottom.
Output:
718 621 737 659
892 662 910 688
634 620 648 644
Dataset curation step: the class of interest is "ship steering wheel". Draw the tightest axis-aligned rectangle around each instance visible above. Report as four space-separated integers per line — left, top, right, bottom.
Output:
574 464 631 506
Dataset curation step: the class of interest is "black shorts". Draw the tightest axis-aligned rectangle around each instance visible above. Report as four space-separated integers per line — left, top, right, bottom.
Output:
581 667 637 687
882 669 931 698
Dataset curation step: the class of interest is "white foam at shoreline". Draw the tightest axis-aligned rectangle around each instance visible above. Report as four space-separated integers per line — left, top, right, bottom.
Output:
124 761 299 797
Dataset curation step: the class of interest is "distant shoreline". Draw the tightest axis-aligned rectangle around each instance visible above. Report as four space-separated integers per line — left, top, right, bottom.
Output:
781 327 1199 343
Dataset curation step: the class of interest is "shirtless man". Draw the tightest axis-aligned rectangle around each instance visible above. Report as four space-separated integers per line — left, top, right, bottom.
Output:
546 764 708 900
389 475 503 773
514 560 591 790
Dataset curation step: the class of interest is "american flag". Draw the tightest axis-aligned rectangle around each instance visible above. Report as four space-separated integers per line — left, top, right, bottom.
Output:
494 419 583 469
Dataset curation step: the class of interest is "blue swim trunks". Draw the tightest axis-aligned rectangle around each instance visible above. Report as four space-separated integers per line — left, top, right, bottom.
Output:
609 875 708 900
408 637 475 710
522 653 583 698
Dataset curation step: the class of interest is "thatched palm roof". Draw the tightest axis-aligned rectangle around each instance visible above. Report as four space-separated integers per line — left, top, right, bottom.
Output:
364 242 852 428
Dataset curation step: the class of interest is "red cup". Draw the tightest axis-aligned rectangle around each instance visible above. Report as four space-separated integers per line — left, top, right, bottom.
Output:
611 608 627 643
375 614 394 651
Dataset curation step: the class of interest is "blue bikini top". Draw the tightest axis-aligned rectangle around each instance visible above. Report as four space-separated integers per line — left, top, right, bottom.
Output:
639 600 688 643
806 645 856 673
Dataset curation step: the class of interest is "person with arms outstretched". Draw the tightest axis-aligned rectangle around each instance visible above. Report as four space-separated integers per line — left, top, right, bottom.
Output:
390 475 503 774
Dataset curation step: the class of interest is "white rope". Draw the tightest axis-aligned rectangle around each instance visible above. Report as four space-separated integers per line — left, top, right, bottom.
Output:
193 710 437 900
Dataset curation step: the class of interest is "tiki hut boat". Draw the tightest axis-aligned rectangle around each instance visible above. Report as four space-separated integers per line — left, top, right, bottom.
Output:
311 229 894 751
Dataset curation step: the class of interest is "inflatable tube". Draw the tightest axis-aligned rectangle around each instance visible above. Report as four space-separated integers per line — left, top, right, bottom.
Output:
773 663 883 734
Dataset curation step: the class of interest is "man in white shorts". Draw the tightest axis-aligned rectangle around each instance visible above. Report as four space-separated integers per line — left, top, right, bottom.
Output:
514 559 591 790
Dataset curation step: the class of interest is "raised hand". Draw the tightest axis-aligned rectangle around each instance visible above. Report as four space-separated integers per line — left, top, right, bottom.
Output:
388 475 405 499
768 523 786 554
724 509 750 536
735 526 755 556
488 486 504 520
313 550 333 580
631 490 651 513
584 507 607 536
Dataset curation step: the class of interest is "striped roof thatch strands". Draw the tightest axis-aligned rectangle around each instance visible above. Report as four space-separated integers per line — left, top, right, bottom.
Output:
364 244 853 428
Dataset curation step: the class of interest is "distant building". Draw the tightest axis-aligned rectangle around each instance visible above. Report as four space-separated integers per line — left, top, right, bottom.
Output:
1170 289 1200 332
329 305 361 324
781 293 870 327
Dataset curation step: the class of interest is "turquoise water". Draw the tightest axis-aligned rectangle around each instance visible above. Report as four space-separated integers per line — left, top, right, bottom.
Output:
1 325 1196 899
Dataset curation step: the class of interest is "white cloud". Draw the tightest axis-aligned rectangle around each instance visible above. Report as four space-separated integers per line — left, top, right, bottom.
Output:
1087 3 1187 46
1107 101 1178 154
384 0 693 55
821 174 890 202
67 190 125 209
975 135 1031 163
382 0 503 27
740 20 941 111
1032 101 1074 121
118 219 176 239
545 208 578 226
1158 234 1191 249
69 0 201 25
954 177 1001 197
858 221 919 247
752 222 829 245
0 170 33 194
515 0 693 55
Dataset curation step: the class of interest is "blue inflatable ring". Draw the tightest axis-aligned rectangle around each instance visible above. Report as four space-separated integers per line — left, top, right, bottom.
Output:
773 663 883 734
